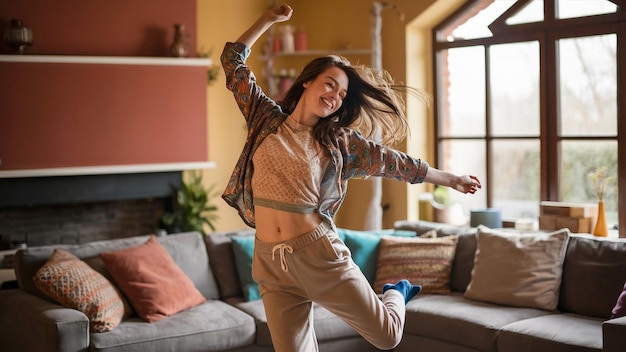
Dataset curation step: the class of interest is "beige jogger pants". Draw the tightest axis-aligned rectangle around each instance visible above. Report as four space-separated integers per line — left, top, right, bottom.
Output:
252 221 406 352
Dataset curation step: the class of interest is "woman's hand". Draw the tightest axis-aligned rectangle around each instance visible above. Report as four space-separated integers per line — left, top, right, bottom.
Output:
236 4 293 48
423 168 481 194
268 4 293 23
453 175 481 194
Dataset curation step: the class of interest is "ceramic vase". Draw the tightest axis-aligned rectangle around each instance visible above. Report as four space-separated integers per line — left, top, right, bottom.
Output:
3 19 33 54
169 24 189 57
593 201 608 237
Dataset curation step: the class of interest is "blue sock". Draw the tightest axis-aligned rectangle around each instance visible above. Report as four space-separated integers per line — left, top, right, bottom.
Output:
382 279 422 303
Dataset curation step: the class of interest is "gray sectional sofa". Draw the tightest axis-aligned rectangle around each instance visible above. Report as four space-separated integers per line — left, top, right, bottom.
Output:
0 220 625 352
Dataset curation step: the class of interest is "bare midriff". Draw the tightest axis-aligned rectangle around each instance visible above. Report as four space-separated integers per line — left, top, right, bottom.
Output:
254 205 323 242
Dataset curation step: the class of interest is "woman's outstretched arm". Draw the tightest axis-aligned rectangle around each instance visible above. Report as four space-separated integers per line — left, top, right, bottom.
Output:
423 168 482 195
236 3 293 48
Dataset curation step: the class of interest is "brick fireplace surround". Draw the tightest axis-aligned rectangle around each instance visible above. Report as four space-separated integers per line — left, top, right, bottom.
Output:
0 172 181 249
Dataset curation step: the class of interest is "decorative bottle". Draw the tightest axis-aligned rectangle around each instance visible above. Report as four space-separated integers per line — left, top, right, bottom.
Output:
3 19 33 54
169 24 189 57
280 25 295 53
593 201 608 237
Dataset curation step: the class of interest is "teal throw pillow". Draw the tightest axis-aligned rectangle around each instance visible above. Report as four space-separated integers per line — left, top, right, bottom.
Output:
338 228 414 285
231 236 261 301
341 229 382 285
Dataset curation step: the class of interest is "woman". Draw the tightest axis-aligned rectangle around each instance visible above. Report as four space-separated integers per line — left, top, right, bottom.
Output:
221 4 481 351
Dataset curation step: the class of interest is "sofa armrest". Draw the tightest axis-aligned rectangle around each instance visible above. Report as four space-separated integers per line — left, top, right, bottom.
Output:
603 316 626 352
0 289 89 352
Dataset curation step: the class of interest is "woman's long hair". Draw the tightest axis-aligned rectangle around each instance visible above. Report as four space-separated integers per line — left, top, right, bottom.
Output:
278 55 429 146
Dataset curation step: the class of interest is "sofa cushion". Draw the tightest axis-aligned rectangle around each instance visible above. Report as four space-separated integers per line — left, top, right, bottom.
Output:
338 228 416 285
231 235 260 301
235 300 359 346
374 235 457 295
15 232 219 301
90 300 256 352
340 229 384 285
464 226 570 310
404 292 553 352
611 281 626 319
449 229 478 293
393 220 478 293
100 235 206 323
205 229 255 301
394 219 468 237
559 235 626 319
33 249 130 332
498 313 604 352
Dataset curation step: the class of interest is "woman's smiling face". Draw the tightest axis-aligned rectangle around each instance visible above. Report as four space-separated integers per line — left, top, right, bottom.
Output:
303 66 349 118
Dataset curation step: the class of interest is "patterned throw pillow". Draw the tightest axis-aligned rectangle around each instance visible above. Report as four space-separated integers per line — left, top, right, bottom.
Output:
100 235 206 323
374 235 458 294
33 249 130 332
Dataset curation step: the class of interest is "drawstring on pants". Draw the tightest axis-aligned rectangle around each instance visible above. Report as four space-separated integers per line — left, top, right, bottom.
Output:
272 243 294 272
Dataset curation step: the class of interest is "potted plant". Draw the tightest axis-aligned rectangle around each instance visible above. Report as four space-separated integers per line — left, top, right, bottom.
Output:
161 171 219 236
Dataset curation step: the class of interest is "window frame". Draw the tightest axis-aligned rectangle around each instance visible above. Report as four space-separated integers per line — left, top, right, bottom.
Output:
432 0 625 237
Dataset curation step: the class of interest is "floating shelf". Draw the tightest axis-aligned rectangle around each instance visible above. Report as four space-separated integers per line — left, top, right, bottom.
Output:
272 49 372 57
0 162 216 178
0 54 212 66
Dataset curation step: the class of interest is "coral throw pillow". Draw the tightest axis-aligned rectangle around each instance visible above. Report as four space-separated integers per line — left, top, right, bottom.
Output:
100 235 206 323
33 249 131 332
374 235 458 295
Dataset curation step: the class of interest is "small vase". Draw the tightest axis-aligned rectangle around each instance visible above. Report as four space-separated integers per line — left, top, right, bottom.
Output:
3 19 33 54
593 201 608 237
169 24 189 57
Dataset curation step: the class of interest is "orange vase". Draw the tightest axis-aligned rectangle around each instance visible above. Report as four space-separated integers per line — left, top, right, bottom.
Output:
593 201 608 237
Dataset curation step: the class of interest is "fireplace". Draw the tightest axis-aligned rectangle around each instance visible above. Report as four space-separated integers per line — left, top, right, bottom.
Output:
0 171 182 249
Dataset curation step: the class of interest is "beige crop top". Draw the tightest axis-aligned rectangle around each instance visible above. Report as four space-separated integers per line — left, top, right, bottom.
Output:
252 115 330 213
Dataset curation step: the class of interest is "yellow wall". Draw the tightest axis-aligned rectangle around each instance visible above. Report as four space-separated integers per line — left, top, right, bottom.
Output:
197 0 463 231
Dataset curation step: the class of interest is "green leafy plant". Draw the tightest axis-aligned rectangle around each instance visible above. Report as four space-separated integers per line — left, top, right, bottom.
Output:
162 171 219 236
197 46 220 86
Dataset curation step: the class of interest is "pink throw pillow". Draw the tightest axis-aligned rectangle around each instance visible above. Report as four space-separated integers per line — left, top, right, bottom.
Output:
100 235 206 323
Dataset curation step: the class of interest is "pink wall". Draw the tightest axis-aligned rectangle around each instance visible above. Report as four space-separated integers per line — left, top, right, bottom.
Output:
0 0 197 56
0 62 207 170
0 0 207 171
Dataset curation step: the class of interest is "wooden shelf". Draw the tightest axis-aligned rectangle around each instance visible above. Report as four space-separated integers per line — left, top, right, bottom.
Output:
0 162 216 178
0 54 212 67
272 49 372 57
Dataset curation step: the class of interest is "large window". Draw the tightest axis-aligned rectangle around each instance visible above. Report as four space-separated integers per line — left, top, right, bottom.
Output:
433 0 623 236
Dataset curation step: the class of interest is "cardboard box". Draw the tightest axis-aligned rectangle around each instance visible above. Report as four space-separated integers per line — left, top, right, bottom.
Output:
556 216 593 233
539 215 559 231
540 201 598 218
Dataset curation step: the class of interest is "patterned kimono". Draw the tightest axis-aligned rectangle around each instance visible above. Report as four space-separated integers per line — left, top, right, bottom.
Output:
220 41 429 228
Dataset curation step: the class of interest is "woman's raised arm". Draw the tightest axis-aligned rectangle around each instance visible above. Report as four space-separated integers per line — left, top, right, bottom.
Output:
236 3 293 48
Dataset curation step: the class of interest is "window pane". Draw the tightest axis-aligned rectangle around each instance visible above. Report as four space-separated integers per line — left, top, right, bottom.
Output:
490 41 540 136
443 0 515 41
557 0 617 19
506 0 543 25
440 140 487 215
560 141 618 225
558 34 617 136
441 47 485 137
491 140 540 219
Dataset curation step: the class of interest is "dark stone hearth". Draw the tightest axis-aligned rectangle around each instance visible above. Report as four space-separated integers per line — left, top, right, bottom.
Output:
0 172 182 249
0 198 168 249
